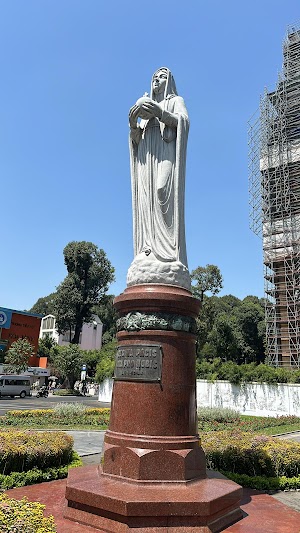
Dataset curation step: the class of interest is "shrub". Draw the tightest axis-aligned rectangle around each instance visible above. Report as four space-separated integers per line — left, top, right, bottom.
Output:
223 471 300 491
198 407 240 423
53 402 86 417
95 339 117 382
0 430 73 475
196 359 300 384
0 451 81 490
0 494 56 532
202 431 300 478
53 389 81 396
198 414 300 433
217 361 242 384
1 407 111 429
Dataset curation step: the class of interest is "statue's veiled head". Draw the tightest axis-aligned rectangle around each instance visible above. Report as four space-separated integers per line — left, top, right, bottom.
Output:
151 68 177 101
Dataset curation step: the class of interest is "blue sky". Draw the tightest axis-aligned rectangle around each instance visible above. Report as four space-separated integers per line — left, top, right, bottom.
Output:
1 0 299 311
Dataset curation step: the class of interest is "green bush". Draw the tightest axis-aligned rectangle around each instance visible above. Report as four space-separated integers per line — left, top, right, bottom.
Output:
198 413 300 433
202 431 300 478
53 402 86 417
0 451 81 490
95 339 117 382
198 407 240 423
196 359 300 384
1 407 111 429
0 494 56 532
223 471 300 491
0 430 73 475
53 388 81 396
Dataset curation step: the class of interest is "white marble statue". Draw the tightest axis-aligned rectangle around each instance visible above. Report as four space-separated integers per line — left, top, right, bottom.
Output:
127 67 191 289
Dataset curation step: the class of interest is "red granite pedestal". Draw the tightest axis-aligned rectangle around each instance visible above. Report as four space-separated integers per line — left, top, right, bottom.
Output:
64 285 243 532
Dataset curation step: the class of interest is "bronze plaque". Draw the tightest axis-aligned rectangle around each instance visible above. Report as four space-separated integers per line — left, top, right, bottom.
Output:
114 344 162 382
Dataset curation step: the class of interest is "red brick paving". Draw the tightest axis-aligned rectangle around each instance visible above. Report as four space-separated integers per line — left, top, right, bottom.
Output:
6 480 300 533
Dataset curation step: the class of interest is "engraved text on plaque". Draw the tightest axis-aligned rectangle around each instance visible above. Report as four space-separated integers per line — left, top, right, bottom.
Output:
114 344 162 382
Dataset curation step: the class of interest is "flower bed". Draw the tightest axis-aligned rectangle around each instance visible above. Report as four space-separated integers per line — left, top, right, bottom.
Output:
198 413 300 434
0 406 111 429
0 494 56 532
0 430 73 474
202 430 300 487
0 451 81 490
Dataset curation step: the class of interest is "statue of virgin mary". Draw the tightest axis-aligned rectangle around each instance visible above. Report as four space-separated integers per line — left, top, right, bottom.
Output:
127 67 191 290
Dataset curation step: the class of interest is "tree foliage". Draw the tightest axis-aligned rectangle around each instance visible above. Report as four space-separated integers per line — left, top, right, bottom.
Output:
50 344 84 389
83 349 103 377
95 339 117 383
37 334 57 358
4 339 34 374
196 358 300 384
93 294 117 344
54 241 115 344
29 293 57 315
191 264 223 302
196 293 266 364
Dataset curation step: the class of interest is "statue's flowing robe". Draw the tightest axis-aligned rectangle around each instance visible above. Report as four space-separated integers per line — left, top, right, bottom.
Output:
129 95 189 268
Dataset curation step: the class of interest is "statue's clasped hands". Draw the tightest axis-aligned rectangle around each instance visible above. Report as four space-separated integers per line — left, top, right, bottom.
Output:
129 99 162 128
140 100 162 119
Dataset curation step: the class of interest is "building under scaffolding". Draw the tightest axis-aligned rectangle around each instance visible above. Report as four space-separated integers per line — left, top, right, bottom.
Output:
249 25 300 368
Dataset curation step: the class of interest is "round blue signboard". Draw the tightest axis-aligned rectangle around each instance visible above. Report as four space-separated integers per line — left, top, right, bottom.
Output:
0 312 7 326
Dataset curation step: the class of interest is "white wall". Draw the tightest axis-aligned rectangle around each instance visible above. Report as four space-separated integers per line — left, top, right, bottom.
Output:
80 319 103 351
39 314 103 351
98 378 300 417
98 378 114 403
197 380 300 417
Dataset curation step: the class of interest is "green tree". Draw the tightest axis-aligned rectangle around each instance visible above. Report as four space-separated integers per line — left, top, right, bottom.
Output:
233 300 265 364
37 334 57 358
29 293 57 315
51 344 84 389
54 241 115 344
195 295 218 354
83 349 102 378
196 293 266 364
93 294 117 344
191 264 223 302
95 339 117 383
4 339 34 374
208 313 240 362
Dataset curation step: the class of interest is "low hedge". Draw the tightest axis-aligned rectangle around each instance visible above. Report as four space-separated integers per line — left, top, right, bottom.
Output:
0 429 73 475
196 359 300 384
1 407 111 428
222 471 300 491
0 494 56 532
202 430 300 478
198 407 240 423
53 388 81 396
198 411 300 433
0 451 81 490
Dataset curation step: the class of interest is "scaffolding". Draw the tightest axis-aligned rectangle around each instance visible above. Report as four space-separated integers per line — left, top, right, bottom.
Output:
249 25 300 368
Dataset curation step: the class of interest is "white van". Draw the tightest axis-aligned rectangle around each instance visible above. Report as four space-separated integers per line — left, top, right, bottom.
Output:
0 375 31 398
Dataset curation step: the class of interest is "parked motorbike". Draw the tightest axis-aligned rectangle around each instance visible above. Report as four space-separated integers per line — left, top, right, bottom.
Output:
36 386 49 398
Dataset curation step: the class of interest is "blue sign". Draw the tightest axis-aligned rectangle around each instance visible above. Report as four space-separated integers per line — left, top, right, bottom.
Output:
0 309 12 329
82 364 87 371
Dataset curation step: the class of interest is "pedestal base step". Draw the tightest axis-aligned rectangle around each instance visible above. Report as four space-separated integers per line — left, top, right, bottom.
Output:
64 465 243 532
